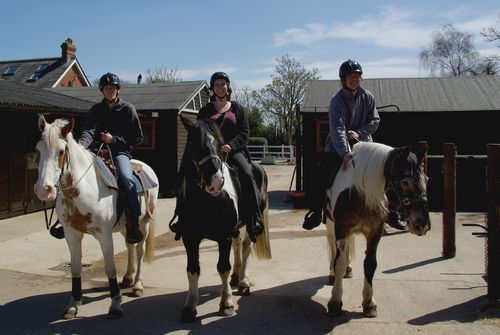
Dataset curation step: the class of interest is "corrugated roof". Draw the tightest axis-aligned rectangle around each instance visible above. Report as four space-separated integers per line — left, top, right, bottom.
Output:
51 81 208 111
0 79 93 112
302 75 500 113
0 57 78 88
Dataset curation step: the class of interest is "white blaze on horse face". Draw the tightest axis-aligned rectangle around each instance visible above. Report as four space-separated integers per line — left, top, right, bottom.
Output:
33 138 64 201
205 169 224 196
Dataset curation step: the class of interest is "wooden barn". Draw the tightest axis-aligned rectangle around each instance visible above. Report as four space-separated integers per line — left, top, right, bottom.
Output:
0 80 93 219
53 81 210 198
300 75 500 211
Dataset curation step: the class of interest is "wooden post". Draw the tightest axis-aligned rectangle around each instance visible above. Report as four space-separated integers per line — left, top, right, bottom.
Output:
295 104 302 191
487 144 500 299
443 143 456 258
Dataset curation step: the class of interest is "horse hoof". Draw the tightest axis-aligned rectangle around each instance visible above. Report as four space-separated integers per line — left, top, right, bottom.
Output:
328 275 335 285
107 308 123 319
179 306 197 323
327 300 343 317
62 307 78 319
344 266 353 278
218 305 235 317
230 274 239 287
363 304 378 318
237 285 251 296
121 277 134 289
131 288 143 297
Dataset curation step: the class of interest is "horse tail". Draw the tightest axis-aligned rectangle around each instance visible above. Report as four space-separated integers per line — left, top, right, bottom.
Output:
144 214 155 263
253 198 272 259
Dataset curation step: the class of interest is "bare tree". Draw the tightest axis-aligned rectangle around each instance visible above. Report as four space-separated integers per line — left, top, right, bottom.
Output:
144 66 182 83
255 54 320 144
481 13 500 44
419 24 479 76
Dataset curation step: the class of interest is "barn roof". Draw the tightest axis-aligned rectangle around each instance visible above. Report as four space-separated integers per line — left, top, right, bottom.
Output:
302 75 500 113
51 81 208 111
0 79 93 112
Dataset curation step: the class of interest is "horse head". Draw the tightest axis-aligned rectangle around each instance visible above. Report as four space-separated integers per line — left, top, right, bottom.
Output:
181 115 225 196
34 115 74 201
384 145 431 236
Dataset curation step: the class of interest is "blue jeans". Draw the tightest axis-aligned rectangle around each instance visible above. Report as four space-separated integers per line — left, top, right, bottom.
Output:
114 154 141 218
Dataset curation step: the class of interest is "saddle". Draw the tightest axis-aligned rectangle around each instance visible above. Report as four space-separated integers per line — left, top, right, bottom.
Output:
94 149 157 221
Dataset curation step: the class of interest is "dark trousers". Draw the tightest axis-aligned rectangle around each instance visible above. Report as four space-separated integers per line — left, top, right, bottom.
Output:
227 151 261 221
308 151 343 212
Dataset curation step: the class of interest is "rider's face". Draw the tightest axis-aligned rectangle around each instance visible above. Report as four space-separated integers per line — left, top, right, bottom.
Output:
345 73 361 91
102 85 118 101
213 79 228 98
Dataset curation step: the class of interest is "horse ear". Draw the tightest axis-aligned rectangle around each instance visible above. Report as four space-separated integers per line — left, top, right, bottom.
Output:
411 143 428 166
61 118 74 138
38 115 47 132
179 114 194 131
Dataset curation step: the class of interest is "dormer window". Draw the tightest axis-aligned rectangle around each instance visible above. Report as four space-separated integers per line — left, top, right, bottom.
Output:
2 66 19 76
27 63 49 82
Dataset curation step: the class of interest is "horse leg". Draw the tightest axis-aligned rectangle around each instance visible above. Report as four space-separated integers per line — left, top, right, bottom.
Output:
131 237 146 297
327 220 353 285
237 233 252 296
231 231 242 287
217 238 235 316
62 230 84 319
328 237 350 316
362 228 383 318
180 238 200 323
122 243 137 289
98 233 123 319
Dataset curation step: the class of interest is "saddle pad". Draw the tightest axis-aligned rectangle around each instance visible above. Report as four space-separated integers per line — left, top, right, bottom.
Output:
95 156 119 189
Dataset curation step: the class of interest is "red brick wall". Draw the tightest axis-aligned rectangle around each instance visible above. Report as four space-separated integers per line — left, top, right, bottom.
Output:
56 65 88 87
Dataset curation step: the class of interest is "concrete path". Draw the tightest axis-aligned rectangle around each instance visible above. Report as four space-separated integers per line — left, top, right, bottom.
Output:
0 165 498 334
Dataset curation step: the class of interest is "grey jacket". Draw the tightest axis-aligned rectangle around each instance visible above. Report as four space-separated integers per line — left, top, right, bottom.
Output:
325 87 380 156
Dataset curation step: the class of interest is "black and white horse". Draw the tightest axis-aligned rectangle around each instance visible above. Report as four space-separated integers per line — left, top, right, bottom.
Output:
324 142 431 317
175 116 271 322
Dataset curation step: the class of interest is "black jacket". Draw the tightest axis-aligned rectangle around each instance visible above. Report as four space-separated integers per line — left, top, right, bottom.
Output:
197 101 249 156
79 98 143 157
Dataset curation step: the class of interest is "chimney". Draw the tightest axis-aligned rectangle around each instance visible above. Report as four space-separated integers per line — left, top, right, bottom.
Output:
61 38 76 62
137 74 142 84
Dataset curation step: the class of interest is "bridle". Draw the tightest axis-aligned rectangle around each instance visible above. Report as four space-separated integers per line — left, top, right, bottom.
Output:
384 148 428 220
192 152 225 190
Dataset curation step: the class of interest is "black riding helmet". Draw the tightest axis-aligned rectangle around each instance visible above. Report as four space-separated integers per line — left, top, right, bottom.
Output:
99 72 121 91
210 72 230 88
339 60 363 79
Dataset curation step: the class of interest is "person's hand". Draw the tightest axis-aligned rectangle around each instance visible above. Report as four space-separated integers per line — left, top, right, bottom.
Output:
100 131 113 144
341 153 352 171
346 130 359 141
222 144 232 153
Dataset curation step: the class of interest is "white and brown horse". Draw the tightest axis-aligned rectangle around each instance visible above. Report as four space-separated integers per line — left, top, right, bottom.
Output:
324 142 431 317
34 116 158 319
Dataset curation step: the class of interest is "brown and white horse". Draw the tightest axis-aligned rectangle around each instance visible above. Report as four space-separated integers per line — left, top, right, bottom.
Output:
34 116 158 319
324 141 431 317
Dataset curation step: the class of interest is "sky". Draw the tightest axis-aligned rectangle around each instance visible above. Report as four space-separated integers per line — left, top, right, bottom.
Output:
1 0 499 90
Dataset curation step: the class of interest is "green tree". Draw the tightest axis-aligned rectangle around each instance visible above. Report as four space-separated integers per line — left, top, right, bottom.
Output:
255 54 320 144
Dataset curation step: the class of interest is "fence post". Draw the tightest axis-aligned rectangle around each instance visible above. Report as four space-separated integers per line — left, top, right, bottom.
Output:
487 144 500 299
443 143 456 258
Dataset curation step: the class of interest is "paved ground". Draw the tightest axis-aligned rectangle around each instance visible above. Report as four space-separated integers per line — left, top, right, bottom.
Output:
0 164 498 334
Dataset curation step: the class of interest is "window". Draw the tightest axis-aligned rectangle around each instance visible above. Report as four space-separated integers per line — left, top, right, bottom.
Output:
136 120 156 150
2 66 19 76
27 63 49 82
315 118 329 153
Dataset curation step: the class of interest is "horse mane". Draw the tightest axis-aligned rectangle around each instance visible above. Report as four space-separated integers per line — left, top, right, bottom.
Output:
42 118 92 161
197 119 224 155
350 141 393 211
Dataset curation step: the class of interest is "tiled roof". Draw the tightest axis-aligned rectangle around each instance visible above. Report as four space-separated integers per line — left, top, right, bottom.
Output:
52 81 208 111
0 79 93 112
302 75 500 113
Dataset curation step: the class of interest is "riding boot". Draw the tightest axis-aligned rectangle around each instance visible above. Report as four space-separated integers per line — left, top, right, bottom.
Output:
125 214 143 244
387 211 407 230
302 209 323 230
50 220 65 239
247 216 263 243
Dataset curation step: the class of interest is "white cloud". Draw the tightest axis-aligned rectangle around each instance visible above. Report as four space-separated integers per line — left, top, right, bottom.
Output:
180 66 239 81
455 14 499 34
273 6 433 50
